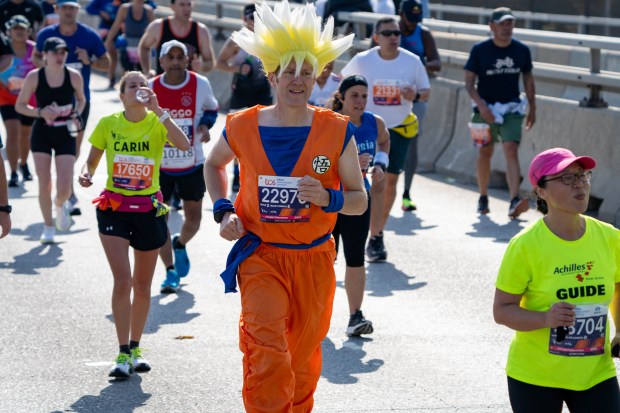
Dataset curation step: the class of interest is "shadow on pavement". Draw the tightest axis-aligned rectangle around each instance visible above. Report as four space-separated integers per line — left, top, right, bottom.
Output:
385 211 438 236
364 261 427 297
63 374 151 413
466 214 527 243
105 289 200 334
0 243 63 275
321 336 384 384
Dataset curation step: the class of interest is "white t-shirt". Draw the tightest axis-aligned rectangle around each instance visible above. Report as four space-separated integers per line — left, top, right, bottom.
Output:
341 47 430 128
308 73 342 108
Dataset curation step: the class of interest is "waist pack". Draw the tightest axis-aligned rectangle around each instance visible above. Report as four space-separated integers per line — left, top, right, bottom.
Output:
392 112 419 138
92 189 168 217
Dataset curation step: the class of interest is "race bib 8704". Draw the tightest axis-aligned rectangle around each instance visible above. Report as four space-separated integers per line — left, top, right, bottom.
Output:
258 175 310 223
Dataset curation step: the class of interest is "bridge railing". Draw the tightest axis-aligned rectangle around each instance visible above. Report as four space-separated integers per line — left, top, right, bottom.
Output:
337 11 620 108
155 2 620 108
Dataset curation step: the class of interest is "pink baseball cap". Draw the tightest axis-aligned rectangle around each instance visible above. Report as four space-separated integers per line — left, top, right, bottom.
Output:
528 148 596 187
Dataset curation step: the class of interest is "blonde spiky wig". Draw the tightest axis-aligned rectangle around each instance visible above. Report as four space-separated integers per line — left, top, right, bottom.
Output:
230 0 354 77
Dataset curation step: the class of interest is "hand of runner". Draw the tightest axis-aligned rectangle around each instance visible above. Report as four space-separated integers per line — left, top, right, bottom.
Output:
297 175 329 207
358 153 372 170
545 301 576 328
479 105 496 125
370 165 385 182
219 213 246 241
199 125 211 143
77 172 93 187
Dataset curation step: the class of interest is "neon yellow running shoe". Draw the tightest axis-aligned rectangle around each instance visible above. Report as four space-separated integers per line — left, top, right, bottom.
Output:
401 197 417 212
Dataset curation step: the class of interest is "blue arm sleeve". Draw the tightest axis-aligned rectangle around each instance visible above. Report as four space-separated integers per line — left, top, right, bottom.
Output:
199 110 218 129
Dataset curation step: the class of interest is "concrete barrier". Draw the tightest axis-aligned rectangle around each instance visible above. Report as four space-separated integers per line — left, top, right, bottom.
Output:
425 79 620 226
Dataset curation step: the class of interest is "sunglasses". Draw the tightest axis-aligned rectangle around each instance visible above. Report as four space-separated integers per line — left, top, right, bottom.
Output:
378 30 402 37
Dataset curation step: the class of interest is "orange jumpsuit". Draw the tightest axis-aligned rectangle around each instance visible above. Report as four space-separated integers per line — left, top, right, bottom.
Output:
226 106 349 412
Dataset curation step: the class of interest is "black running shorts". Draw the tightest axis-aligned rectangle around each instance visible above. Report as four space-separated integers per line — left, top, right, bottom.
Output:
160 164 206 202
96 207 168 251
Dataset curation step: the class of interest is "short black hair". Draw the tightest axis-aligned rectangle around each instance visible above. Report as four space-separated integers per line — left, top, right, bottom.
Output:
374 17 397 34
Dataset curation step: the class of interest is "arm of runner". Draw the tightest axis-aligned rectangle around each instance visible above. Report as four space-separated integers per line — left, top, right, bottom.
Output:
104 5 127 51
204 136 245 240
214 39 240 73
337 138 368 215
143 92 190 151
465 69 494 124
15 70 51 121
370 115 390 182
421 28 441 73
78 146 105 187
193 23 215 73
0 151 10 238
493 288 576 332
611 283 620 349
523 71 536 130
68 68 86 116
138 20 159 77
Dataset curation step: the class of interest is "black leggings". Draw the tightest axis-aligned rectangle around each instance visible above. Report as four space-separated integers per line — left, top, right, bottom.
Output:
333 195 371 267
507 376 620 413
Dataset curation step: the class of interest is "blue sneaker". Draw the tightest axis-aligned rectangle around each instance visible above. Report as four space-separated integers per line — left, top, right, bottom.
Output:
172 233 190 277
160 269 180 294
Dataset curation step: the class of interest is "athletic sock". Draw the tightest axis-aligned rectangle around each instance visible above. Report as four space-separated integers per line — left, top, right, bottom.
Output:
129 341 140 350
119 344 130 355
173 237 186 249
166 265 175 272
403 190 411 199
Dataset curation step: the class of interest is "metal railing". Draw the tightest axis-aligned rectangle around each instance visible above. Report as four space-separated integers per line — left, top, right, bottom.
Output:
337 11 620 108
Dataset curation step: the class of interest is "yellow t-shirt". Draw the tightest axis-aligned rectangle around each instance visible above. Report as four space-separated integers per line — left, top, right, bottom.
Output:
496 216 620 390
89 111 168 196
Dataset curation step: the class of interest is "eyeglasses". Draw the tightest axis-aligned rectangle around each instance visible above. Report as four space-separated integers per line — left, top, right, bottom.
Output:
378 30 401 37
541 171 592 185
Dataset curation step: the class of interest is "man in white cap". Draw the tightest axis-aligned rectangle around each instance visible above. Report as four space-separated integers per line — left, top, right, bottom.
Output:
464 7 536 219
151 40 219 294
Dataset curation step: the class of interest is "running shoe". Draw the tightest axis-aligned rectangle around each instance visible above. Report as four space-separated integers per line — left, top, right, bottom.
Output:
40 225 56 244
68 194 81 216
401 197 417 212
130 347 151 373
160 269 180 294
8 172 18 187
508 196 529 219
477 195 490 215
55 201 72 231
346 310 374 336
109 353 133 379
172 233 190 278
366 233 387 262
19 163 32 181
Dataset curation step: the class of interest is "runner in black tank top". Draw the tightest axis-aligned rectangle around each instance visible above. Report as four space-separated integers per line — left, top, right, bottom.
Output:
155 17 199 74
31 66 77 155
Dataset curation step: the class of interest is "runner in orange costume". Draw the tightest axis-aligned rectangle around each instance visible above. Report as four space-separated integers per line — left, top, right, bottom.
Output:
204 2 366 411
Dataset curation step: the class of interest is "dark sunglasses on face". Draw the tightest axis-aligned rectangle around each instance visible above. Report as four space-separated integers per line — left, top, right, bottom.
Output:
378 29 401 37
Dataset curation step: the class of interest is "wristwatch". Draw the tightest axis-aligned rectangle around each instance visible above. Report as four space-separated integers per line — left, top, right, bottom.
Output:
0 205 12 213
158 111 171 124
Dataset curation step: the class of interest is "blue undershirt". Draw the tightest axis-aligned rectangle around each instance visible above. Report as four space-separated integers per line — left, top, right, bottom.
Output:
223 123 355 176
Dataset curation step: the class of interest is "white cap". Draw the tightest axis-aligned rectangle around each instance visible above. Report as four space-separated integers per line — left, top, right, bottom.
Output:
160 40 188 58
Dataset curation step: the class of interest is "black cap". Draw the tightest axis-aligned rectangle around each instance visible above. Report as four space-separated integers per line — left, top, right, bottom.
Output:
243 4 256 19
491 7 516 23
338 75 368 95
5 15 30 31
43 37 68 52
400 0 423 23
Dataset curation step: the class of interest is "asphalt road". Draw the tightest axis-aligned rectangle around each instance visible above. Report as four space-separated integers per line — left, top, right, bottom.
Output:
1 75 617 413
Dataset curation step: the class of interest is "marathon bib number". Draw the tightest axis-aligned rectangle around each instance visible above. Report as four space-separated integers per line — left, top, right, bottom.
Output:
66 62 83 71
48 103 74 127
549 304 608 357
112 154 155 191
258 175 310 223
373 79 401 106
161 118 195 170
